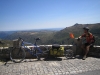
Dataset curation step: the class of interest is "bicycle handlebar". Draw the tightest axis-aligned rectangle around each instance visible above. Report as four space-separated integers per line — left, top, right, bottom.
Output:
18 37 40 45
18 37 24 41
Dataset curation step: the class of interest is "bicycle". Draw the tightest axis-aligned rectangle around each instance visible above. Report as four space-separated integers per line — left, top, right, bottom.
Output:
10 37 51 63
64 33 78 59
64 39 74 59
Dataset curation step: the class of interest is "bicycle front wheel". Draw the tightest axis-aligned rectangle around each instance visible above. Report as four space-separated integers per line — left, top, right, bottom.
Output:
10 47 26 63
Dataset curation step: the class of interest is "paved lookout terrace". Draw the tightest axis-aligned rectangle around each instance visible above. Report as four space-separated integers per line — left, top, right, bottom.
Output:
0 57 100 75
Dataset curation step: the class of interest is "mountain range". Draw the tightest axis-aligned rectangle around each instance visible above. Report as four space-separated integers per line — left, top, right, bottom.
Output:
0 23 100 46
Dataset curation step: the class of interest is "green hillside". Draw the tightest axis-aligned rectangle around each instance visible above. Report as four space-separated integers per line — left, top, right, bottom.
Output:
4 31 57 45
1 23 100 46
52 23 100 45
0 39 13 47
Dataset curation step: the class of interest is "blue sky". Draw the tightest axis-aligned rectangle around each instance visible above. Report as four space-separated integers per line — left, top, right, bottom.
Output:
0 0 100 31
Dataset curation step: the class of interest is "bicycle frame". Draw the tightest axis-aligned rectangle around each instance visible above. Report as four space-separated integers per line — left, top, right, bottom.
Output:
21 40 44 57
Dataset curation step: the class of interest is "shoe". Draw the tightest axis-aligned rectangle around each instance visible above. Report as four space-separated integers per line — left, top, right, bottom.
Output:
82 55 86 60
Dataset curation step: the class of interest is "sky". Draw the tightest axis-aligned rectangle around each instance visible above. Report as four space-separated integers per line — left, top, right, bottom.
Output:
0 0 100 31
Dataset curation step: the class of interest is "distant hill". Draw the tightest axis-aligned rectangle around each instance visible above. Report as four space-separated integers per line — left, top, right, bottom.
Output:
52 23 100 45
55 23 100 37
0 23 100 45
0 31 16 39
0 28 63 39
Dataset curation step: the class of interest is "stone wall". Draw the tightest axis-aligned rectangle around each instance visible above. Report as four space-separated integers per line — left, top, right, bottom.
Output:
0 39 100 59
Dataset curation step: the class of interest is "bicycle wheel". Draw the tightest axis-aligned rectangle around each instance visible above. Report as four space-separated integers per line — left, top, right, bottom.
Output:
65 49 73 59
35 49 41 60
10 47 26 63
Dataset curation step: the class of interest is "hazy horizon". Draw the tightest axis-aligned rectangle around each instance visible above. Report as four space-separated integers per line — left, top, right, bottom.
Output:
0 27 64 32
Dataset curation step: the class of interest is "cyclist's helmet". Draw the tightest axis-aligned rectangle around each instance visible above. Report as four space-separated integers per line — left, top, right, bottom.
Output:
83 27 89 31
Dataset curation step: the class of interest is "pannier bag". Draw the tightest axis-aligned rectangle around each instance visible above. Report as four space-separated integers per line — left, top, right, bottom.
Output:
50 44 64 56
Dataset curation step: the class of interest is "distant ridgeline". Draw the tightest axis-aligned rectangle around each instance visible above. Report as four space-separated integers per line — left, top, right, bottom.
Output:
0 23 100 45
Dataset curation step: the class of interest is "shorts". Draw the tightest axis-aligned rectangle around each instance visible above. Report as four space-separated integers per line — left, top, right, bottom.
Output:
84 43 94 47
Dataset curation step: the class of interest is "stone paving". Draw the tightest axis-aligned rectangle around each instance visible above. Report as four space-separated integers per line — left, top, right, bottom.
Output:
0 57 100 75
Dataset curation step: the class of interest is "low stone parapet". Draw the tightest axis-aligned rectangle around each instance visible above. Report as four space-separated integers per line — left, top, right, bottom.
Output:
88 46 100 57
0 39 100 59
0 44 100 59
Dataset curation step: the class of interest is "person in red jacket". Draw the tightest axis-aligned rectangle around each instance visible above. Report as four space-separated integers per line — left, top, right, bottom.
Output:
78 27 94 60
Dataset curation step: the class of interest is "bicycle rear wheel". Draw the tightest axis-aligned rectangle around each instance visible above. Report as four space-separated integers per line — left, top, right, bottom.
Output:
10 47 26 63
65 49 73 59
